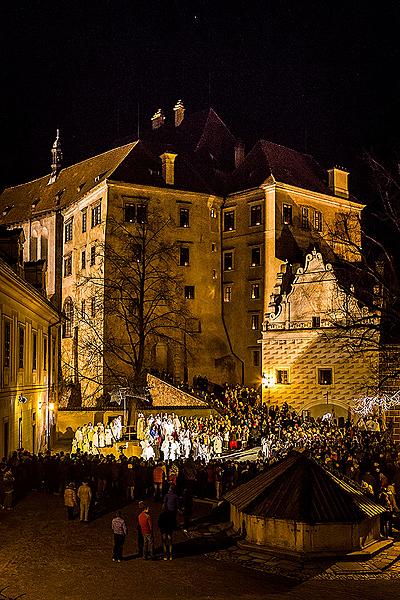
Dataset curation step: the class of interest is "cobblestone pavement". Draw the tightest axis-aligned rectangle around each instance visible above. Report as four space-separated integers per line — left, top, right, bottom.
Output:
0 492 399 600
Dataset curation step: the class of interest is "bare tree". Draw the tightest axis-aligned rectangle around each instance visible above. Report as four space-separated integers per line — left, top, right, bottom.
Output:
65 201 199 410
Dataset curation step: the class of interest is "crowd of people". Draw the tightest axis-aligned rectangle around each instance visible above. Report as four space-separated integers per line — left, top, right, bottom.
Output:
72 417 123 453
1 384 400 542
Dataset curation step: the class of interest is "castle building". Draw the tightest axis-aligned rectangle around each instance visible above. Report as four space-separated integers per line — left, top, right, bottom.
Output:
0 104 363 407
0 227 60 455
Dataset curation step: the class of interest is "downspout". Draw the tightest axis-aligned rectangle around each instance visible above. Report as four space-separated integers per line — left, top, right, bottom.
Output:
47 317 63 451
220 205 245 385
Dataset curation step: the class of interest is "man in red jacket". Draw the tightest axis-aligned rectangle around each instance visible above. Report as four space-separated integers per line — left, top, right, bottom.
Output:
138 505 154 559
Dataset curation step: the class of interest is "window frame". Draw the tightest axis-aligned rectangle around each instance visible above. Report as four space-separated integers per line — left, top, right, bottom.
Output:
223 250 234 271
251 314 260 330
250 246 261 267
276 369 289 384
90 245 96 267
251 282 260 300
223 210 235 232
179 246 190 267
301 206 310 230
317 367 333 386
91 202 102 228
250 204 262 227
64 219 73 243
81 209 87 233
223 285 232 303
252 350 260 367
64 254 72 277
179 207 190 228
184 285 195 300
314 209 323 232
282 204 293 225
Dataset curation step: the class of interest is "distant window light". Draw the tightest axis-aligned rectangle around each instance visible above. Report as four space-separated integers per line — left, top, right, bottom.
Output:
91 203 101 228
223 210 235 232
314 210 323 232
64 255 72 277
179 246 190 266
251 283 260 299
283 204 292 225
64 219 73 243
301 206 310 229
250 205 262 227
276 369 289 384
251 247 261 267
184 286 195 299
179 208 190 228
210 208 216 218
312 316 321 328
251 314 260 330
318 368 333 385
252 350 260 367
223 285 232 303
82 209 87 233
223 251 233 271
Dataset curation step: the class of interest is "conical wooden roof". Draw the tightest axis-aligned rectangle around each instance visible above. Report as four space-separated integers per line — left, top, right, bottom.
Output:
224 450 385 523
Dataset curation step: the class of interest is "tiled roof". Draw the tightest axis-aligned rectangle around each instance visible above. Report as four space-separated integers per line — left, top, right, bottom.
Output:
224 450 385 523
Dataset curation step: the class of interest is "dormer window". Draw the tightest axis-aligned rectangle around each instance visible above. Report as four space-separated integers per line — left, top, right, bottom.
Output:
77 183 85 193
2 205 13 216
31 199 40 210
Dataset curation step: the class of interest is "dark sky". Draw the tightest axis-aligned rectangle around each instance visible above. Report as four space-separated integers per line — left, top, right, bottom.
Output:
1 0 400 193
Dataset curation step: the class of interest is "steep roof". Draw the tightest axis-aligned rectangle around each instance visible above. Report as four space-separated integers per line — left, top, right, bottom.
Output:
224 450 385 523
0 142 138 225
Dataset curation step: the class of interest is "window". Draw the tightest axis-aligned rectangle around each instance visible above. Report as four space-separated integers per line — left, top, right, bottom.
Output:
81 250 86 270
4 320 11 367
63 298 74 338
252 350 260 367
30 236 38 260
250 205 262 227
251 283 260 299
82 210 87 233
223 251 233 271
64 255 72 277
32 332 37 371
314 210 323 232
210 208 216 218
212 269 217 279
41 236 48 262
312 316 321 328
211 243 217 252
91 297 96 318
90 246 96 266
318 368 333 385
184 286 195 299
124 203 148 224
251 314 260 330
223 210 235 231
64 219 73 243
251 247 261 267
19 326 24 369
133 244 142 262
301 207 310 229
223 285 232 303
276 369 289 384
283 204 292 225
179 247 190 266
81 300 86 318
179 208 190 228
91 203 101 228
43 336 47 370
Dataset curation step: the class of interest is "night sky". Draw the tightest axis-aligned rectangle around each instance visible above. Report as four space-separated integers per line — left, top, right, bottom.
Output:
2 1 400 195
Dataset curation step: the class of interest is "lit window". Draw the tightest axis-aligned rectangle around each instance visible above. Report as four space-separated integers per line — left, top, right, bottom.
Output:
314 210 323 232
65 219 73 243
250 205 262 227
223 251 233 271
252 350 260 367
4 320 11 367
90 246 96 266
63 298 74 338
301 207 310 229
19 326 24 369
91 203 102 228
184 286 195 299
179 247 190 266
318 368 333 385
223 210 235 232
64 255 72 277
251 283 260 299
82 210 87 233
251 247 261 267
212 269 217 279
312 316 320 328
136 204 147 224
283 204 292 225
210 208 216 218
124 201 148 224
276 369 289 384
179 208 190 228
32 332 37 371
251 314 260 330
223 285 232 303
211 243 217 252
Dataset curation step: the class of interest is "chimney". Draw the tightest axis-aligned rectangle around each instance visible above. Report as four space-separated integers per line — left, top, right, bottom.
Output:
234 141 245 168
160 152 177 185
173 99 185 127
327 166 349 199
151 108 165 130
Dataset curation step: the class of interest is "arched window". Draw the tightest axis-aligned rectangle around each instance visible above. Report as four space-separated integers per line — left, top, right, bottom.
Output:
63 297 74 338
41 235 48 263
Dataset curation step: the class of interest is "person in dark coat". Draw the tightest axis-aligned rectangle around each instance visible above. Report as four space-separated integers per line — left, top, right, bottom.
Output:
158 507 175 560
